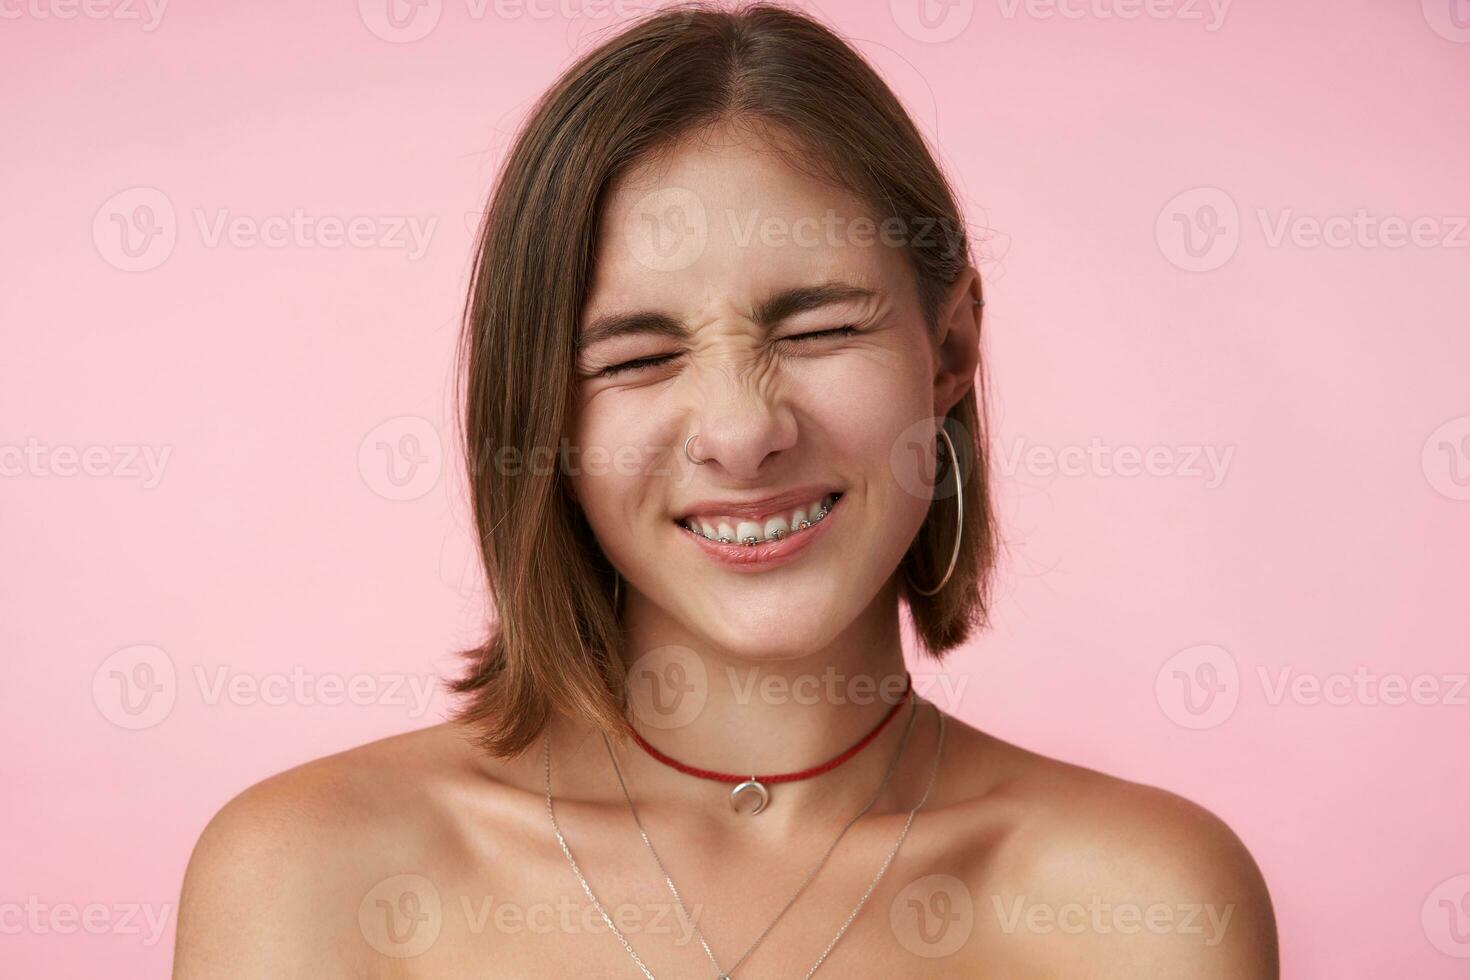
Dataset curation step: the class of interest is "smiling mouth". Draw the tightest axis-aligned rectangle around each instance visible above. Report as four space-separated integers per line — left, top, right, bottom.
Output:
676 492 843 546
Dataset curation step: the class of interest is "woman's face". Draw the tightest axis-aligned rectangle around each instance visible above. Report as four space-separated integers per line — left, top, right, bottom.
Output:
570 126 973 661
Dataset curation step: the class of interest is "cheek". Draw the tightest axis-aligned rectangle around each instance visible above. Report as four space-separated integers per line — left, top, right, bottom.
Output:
804 351 937 528
810 339 932 446
569 391 672 541
834 351 934 537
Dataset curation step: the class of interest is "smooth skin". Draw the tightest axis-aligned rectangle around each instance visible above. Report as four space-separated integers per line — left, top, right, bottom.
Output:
174 123 1278 978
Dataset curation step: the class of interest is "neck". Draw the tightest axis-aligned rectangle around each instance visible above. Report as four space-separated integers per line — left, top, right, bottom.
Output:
602 580 917 832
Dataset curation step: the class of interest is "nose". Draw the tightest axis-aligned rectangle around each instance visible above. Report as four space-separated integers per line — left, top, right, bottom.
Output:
688 381 798 481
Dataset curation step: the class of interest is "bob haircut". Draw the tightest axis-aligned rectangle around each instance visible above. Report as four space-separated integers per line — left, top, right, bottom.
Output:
452 0 996 758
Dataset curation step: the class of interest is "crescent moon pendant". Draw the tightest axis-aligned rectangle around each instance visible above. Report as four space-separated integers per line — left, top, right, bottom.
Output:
730 778 769 815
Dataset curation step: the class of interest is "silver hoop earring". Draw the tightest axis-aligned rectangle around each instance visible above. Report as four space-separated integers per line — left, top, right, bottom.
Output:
906 425 964 597
683 433 707 466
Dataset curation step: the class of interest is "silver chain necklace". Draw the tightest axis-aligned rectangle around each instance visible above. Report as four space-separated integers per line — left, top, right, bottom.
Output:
602 695 918 978
544 701 947 979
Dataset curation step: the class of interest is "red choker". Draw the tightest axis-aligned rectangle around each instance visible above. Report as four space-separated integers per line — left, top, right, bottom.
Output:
626 673 914 814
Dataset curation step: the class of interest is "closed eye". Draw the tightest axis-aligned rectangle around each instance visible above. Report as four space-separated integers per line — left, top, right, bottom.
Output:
783 325 859 343
596 352 680 378
593 326 858 378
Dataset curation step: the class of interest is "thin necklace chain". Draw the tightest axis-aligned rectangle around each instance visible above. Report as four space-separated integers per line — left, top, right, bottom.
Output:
802 707 944 978
543 701 947 980
546 749 660 978
604 694 918 978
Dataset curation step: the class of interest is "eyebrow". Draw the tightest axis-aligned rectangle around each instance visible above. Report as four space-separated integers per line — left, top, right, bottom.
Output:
576 281 879 350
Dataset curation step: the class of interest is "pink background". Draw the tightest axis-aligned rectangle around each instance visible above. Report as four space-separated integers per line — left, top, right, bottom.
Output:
3 0 1468 976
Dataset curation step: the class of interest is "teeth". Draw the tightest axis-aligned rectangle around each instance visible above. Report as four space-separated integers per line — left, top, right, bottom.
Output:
681 494 840 546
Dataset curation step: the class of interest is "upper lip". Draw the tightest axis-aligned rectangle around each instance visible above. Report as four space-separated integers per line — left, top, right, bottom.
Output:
676 485 842 520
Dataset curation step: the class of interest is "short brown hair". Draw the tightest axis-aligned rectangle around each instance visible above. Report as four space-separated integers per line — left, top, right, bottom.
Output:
451 1 996 758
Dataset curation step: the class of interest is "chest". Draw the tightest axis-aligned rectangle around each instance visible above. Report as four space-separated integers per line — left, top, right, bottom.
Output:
351 822 1000 979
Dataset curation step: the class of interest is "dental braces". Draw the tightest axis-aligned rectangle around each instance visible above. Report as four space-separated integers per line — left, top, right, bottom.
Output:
684 499 833 547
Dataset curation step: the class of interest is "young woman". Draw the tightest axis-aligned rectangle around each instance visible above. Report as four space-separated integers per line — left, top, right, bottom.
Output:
174 4 1278 977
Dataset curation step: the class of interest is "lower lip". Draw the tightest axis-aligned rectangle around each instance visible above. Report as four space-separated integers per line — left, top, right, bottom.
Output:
676 496 842 573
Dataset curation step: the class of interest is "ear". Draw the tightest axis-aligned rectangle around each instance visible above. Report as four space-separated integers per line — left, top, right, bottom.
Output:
931 266 983 418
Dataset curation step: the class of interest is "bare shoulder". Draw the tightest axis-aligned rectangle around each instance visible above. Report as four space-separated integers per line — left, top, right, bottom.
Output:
172 722 523 979
932 714 1279 978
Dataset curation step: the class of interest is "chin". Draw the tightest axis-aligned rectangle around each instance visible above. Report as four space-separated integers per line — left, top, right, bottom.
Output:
682 595 853 664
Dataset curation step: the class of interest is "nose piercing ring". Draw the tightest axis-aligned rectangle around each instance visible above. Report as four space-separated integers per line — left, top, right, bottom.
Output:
684 433 707 465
